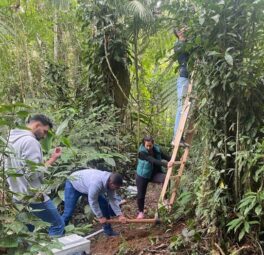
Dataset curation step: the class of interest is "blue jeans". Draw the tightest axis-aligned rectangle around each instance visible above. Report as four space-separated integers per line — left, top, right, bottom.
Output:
62 180 115 225
173 76 189 140
29 199 65 236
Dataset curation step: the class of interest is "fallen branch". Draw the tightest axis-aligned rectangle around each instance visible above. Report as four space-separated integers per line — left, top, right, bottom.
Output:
214 243 225 255
231 245 253 255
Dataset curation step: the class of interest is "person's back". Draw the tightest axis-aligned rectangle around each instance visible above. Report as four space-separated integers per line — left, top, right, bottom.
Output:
70 169 111 195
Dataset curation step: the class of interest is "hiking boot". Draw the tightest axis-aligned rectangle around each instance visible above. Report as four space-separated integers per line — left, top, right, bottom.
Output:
136 212 144 219
103 223 119 237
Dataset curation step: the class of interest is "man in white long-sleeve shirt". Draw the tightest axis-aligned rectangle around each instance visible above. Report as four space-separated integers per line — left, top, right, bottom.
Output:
6 114 64 236
62 169 126 236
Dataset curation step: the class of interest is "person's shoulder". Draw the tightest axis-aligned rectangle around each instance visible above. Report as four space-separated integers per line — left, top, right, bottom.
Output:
21 136 40 147
154 144 160 150
87 169 110 180
138 144 146 152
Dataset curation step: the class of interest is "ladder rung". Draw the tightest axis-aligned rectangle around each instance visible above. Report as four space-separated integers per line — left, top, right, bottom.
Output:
170 175 181 180
185 128 195 134
178 160 186 165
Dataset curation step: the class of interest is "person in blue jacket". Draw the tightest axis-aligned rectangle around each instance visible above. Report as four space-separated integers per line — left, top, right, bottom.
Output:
136 136 175 219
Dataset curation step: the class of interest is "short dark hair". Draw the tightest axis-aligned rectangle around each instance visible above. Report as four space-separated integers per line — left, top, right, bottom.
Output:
28 114 53 129
109 173 123 187
142 135 154 145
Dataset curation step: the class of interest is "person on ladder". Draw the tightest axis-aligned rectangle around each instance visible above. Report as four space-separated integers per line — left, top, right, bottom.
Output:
136 136 176 219
172 27 190 147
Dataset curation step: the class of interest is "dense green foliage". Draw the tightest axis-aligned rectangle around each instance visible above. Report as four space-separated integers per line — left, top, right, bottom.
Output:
0 0 263 254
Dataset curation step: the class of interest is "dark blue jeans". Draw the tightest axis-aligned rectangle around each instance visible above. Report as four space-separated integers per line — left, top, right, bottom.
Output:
29 199 65 236
62 180 115 225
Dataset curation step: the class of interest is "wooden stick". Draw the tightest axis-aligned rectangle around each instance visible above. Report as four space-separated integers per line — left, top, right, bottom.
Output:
106 218 160 224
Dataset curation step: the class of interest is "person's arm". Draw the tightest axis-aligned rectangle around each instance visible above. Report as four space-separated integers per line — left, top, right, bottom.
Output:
138 152 167 167
161 150 180 168
87 186 104 219
108 191 127 223
160 151 171 161
107 190 122 216
45 147 62 167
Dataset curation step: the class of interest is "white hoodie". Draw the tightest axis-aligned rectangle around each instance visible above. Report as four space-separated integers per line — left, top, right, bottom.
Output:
5 129 49 202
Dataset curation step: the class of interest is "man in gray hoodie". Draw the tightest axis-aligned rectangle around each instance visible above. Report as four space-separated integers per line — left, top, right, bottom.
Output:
5 114 65 236
62 169 127 236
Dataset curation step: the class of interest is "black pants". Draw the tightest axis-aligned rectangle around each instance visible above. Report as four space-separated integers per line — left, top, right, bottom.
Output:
136 173 165 212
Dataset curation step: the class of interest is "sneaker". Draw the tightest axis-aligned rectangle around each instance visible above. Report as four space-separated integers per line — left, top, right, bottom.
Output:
103 224 119 237
104 230 119 237
179 138 190 147
171 139 189 147
136 212 144 219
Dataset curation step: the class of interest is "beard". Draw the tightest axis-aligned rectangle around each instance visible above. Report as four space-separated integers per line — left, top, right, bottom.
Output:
33 130 43 141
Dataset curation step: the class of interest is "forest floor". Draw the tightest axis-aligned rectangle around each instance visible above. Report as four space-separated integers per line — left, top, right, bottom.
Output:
89 183 185 255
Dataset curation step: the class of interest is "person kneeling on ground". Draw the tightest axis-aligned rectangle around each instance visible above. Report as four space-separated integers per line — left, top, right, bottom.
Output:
136 136 176 219
62 168 127 237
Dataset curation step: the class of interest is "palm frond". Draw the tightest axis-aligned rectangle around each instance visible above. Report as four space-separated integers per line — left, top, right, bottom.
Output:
126 0 153 22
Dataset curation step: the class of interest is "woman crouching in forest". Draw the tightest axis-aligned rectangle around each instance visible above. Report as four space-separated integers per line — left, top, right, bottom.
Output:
136 136 175 219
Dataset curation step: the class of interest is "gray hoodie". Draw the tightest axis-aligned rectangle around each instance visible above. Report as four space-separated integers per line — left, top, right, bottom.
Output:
70 169 122 218
5 129 49 202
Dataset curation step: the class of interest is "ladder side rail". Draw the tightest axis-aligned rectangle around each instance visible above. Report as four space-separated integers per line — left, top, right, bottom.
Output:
169 120 195 205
